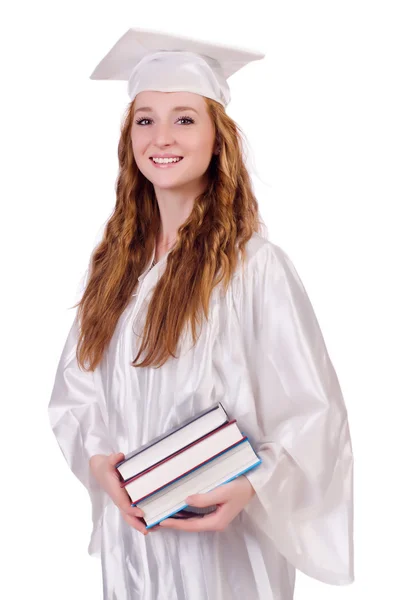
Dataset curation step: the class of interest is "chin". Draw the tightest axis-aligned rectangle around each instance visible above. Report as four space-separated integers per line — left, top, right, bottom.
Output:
150 172 198 188
138 162 207 191
153 180 191 191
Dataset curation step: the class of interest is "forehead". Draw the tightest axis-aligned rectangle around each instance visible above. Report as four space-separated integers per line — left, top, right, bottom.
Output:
134 90 205 112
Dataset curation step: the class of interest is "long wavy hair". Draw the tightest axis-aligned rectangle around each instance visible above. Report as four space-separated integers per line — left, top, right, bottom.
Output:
73 96 265 371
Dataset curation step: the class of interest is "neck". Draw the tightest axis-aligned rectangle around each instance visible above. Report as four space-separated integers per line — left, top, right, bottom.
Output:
153 176 208 253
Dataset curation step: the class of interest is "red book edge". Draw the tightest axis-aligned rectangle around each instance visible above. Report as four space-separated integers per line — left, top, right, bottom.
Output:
120 418 239 488
129 436 248 504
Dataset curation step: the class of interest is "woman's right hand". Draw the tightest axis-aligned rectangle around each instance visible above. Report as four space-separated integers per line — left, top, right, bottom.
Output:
89 452 152 536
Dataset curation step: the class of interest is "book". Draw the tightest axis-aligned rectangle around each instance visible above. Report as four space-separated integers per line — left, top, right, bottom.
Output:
134 438 261 528
116 402 228 482
121 420 243 502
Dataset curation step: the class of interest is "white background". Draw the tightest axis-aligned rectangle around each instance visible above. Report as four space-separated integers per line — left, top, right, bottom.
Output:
1 1 396 598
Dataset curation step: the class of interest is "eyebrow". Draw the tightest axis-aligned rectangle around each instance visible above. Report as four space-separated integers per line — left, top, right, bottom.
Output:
134 106 199 115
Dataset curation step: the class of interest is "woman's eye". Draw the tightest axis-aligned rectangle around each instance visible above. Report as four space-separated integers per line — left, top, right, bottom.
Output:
135 116 194 126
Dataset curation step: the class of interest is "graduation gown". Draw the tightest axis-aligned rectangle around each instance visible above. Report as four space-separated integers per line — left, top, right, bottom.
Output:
48 233 354 600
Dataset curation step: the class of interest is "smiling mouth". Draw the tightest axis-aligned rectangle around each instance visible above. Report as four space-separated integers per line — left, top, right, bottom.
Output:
150 157 183 163
149 157 184 168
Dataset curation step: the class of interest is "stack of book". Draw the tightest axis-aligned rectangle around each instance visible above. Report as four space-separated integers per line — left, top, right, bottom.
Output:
115 402 261 528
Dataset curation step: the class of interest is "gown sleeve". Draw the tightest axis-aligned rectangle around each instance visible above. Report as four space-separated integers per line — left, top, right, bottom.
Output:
47 311 114 557
231 240 354 585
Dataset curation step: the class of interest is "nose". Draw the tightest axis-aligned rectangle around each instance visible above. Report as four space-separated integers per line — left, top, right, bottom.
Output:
152 122 175 147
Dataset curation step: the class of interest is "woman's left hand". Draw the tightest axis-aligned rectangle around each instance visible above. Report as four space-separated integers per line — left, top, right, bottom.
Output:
158 475 256 532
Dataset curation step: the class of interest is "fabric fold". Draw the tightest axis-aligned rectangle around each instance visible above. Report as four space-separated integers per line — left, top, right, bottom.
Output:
231 242 354 584
48 314 114 556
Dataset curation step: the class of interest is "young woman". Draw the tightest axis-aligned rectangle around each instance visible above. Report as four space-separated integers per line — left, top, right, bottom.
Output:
48 28 354 600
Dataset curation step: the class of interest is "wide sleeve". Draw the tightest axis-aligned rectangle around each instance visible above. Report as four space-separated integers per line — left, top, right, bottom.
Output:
231 241 354 585
47 312 115 557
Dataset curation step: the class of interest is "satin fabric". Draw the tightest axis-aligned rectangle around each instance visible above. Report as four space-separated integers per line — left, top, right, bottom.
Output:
127 50 232 107
89 28 265 108
48 233 354 599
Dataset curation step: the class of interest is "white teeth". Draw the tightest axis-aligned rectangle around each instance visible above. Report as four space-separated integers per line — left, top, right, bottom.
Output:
152 157 182 164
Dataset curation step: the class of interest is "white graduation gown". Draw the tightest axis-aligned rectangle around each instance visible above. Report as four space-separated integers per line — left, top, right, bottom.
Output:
48 233 354 600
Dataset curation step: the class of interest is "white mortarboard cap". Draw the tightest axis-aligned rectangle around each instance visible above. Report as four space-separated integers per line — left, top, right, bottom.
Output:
89 27 265 108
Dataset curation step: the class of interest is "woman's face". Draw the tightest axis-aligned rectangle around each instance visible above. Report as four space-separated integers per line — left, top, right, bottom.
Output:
131 91 217 192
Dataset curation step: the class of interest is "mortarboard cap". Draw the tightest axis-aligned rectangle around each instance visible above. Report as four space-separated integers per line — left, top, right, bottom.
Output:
89 27 265 108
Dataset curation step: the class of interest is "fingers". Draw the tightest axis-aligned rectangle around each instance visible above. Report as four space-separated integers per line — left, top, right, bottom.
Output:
108 452 125 467
121 512 162 535
105 454 141 517
160 505 226 532
116 490 145 521
186 484 228 507
116 487 143 516
91 452 152 535
128 504 145 519
121 512 149 536
106 453 161 535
